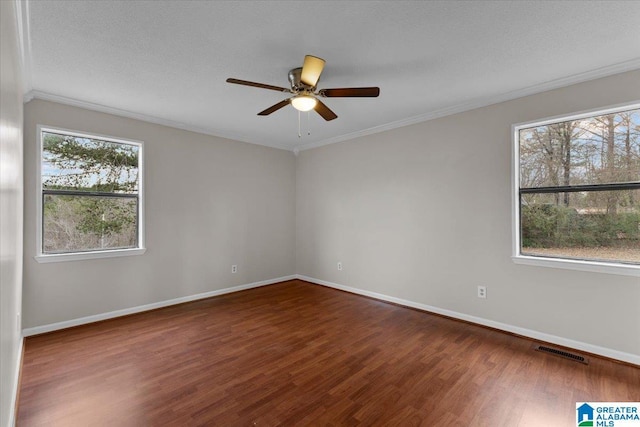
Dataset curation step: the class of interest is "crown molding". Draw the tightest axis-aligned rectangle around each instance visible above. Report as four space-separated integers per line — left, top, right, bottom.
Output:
24 90 292 151
23 56 640 153
297 59 640 151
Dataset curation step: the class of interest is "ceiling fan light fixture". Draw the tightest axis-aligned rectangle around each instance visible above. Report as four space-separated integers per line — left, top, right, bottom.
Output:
291 95 317 112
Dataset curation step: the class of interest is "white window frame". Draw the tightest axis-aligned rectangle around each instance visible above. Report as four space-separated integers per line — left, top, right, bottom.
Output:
35 125 146 263
511 101 640 277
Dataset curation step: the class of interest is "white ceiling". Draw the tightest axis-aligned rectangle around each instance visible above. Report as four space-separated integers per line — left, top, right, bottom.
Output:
20 1 640 151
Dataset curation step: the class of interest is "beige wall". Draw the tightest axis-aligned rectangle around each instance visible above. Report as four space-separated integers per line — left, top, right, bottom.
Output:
1 1 24 425
19 68 640 362
23 100 296 329
296 70 640 358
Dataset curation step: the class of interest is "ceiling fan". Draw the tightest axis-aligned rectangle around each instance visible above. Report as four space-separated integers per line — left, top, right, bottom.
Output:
226 55 380 121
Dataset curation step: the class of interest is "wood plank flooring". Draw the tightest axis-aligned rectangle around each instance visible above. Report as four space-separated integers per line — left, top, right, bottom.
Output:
17 280 640 426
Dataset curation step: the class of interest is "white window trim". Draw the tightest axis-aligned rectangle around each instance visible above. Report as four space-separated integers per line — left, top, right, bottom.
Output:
35 125 146 263
511 101 640 277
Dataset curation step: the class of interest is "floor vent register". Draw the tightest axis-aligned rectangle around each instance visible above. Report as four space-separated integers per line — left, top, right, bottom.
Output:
533 344 589 365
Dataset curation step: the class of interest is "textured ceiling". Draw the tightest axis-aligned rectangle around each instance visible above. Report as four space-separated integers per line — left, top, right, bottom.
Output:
21 1 640 151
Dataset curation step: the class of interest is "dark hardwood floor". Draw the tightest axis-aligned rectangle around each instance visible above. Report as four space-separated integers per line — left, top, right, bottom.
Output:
17 280 640 426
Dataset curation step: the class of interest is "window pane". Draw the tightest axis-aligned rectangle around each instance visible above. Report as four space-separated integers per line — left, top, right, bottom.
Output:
43 194 138 253
519 109 640 188
42 131 139 193
521 190 640 264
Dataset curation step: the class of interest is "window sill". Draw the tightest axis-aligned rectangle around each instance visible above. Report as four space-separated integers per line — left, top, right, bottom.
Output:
35 248 146 263
512 255 640 277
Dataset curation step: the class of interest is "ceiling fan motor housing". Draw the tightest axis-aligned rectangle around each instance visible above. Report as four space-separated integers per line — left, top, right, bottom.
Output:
288 67 316 92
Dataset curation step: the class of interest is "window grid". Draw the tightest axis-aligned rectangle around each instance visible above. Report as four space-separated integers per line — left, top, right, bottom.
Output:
513 103 640 272
37 125 144 261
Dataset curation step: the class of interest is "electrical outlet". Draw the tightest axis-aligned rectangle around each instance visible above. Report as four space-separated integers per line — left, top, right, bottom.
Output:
337 262 343 271
477 286 487 299
231 265 237 274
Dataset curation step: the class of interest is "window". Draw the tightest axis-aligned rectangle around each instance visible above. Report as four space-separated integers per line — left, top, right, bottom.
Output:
36 126 145 262
512 103 640 276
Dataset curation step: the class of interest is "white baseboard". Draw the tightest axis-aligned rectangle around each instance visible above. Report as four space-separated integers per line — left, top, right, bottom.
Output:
8 336 23 427
297 275 640 366
22 275 296 337
20 273 639 365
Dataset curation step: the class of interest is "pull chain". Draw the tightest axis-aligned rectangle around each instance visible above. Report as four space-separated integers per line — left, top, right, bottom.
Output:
297 111 312 138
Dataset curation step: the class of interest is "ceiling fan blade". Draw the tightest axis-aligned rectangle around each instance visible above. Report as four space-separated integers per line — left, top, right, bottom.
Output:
300 55 325 87
319 87 380 97
226 78 290 93
257 99 290 116
314 99 338 121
